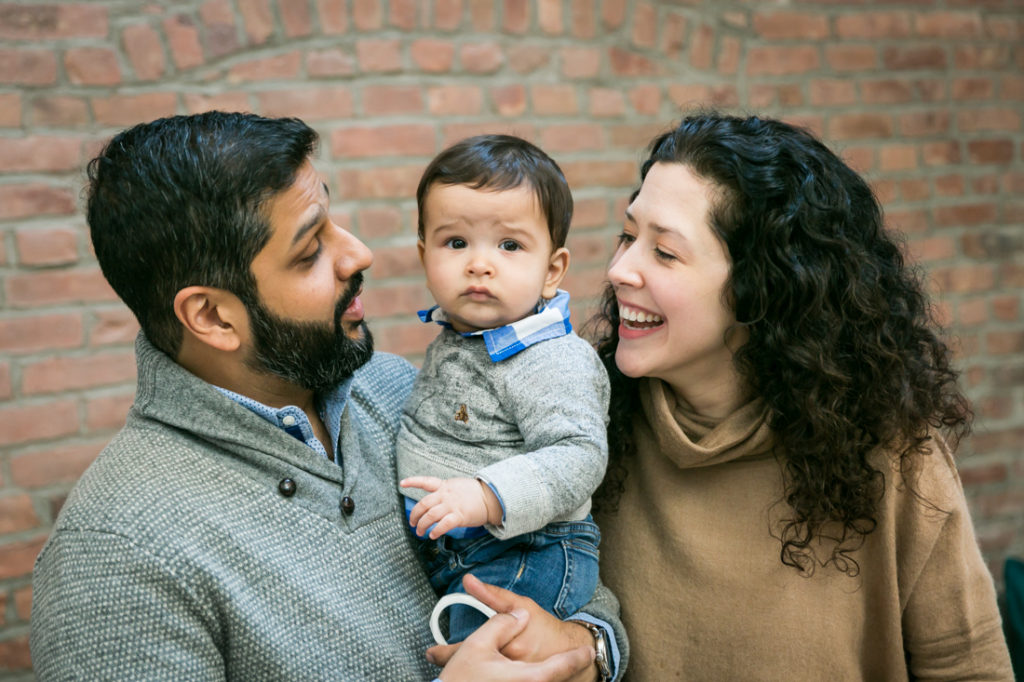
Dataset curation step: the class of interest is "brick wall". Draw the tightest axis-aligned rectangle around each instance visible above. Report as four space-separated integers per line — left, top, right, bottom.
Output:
0 0 1021 676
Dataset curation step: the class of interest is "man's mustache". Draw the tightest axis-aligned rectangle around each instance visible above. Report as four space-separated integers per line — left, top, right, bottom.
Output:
333 271 365 329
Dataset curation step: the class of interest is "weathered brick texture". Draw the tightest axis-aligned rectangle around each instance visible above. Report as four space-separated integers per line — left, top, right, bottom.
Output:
1 0 1021 675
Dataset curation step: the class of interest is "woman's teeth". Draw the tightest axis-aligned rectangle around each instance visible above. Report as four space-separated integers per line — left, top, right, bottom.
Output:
619 305 663 328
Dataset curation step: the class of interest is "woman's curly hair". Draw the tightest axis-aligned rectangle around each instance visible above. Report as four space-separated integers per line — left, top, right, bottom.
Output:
591 112 971 575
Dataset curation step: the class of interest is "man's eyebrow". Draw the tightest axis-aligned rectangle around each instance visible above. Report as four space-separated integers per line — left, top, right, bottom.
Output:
291 205 326 248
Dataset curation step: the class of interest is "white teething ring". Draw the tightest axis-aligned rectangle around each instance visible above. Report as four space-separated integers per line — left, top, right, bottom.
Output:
429 593 498 646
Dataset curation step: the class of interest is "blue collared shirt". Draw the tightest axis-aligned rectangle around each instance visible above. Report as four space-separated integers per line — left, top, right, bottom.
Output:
418 289 573 362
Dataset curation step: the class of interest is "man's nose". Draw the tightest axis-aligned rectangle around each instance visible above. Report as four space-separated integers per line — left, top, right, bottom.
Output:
335 225 373 279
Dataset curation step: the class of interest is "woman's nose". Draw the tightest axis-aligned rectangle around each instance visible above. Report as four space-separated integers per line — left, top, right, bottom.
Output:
607 246 642 288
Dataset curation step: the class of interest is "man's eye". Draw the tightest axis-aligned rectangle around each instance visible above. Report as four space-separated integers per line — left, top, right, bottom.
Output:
445 238 466 249
300 242 322 264
499 240 521 251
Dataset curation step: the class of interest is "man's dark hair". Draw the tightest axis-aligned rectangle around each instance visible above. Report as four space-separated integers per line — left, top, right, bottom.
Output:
415 134 573 248
86 111 319 357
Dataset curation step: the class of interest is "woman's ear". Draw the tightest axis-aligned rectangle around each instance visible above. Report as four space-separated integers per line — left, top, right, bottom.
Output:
172 286 245 353
541 247 570 299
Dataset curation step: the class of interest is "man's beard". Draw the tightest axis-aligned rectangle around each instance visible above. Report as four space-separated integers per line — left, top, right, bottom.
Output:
245 274 374 394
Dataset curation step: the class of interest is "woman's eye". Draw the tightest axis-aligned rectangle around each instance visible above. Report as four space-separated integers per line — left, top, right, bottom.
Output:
499 240 521 252
616 232 636 246
445 238 467 249
654 247 677 262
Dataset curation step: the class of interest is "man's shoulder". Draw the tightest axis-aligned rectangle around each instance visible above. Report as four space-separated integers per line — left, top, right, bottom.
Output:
349 351 417 412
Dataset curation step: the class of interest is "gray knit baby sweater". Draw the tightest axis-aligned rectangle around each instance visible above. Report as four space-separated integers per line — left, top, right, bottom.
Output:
396 328 610 539
30 335 627 680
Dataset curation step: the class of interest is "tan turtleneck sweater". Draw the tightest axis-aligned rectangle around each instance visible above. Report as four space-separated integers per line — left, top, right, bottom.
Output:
597 378 1012 681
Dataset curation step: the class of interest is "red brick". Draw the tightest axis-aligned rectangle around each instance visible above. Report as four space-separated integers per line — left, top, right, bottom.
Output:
469 0 495 30
0 495 39 535
0 184 75 220
0 634 31 671
336 165 424 199
306 48 356 77
86 391 136 431
332 124 435 159
967 140 1013 164
571 198 609 229
879 144 918 171
828 113 893 140
0 313 83 354
440 122 537 147
89 308 139 347
861 79 914 104
569 0 595 38
952 77 994 101
630 1 656 46
317 0 348 33
993 296 1020 321
718 36 741 75
899 111 950 137
934 174 965 197
184 92 251 114
608 122 663 149
538 0 564 35
915 11 983 38
359 85 421 115
15 227 78 266
690 25 713 70
434 0 463 30
357 206 404 239
503 0 529 33
122 23 165 81
373 319 438 356
930 264 996 293
0 47 57 85
368 244 421 279
988 331 1024 355
562 160 635 189
238 0 273 43
26 95 83 126
589 89 625 118
427 85 482 115
492 85 527 117
562 267 606 303
560 46 600 78
353 0 383 30
922 141 961 166
609 47 658 76
388 0 417 29
411 39 455 72
22 351 136 395
754 11 829 39
825 45 877 72
255 87 353 120
163 14 204 70
281 0 313 36
0 399 79 447
532 84 578 115
956 45 1011 70
0 136 81 173
1002 75 1024 101
959 461 1008 487
958 108 1020 133
661 12 687 57
884 46 946 70
540 123 605 152
0 3 106 39
0 362 10 401
13 586 31 622
899 179 930 201
934 203 997 227
10 441 104 488
747 46 820 76
64 47 121 85
835 12 911 39
6 269 117 308
362 282 434 319
601 0 626 30
907 236 955 263
0 92 19 127
461 43 503 73
629 85 660 115
566 232 612 265
508 44 550 74
198 0 240 58
92 92 177 127
227 52 301 82
356 39 402 72
809 79 856 106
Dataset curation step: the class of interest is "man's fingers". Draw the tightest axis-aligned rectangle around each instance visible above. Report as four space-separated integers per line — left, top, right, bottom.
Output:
426 641 459 667
465 608 530 650
534 645 595 681
462 573 520 614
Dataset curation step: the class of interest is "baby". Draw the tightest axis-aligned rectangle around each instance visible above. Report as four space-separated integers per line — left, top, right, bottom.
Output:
396 134 610 644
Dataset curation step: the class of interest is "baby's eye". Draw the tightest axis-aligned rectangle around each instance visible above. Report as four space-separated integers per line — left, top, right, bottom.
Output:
498 240 521 252
445 237 467 249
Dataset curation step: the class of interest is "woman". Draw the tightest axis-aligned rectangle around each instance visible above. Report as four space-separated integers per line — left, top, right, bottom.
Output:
591 112 1013 680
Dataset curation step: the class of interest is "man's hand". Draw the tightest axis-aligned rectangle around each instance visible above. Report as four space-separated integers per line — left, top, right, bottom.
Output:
400 476 502 539
436 607 594 682
428 575 601 682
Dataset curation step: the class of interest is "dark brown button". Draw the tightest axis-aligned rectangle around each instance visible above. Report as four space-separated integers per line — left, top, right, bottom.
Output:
340 496 355 515
278 478 296 497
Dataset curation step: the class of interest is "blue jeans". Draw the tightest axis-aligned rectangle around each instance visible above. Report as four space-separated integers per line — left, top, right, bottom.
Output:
417 517 601 644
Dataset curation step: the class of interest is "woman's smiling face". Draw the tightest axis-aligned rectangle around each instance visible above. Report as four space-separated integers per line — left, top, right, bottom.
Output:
608 162 745 410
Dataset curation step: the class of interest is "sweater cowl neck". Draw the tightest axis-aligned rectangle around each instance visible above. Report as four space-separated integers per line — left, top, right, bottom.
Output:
638 377 774 469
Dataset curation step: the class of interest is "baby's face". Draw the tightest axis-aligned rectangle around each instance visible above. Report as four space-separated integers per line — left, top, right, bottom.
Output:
418 182 567 333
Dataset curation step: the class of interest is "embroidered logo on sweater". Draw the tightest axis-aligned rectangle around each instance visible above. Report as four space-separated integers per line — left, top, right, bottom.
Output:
454 404 469 423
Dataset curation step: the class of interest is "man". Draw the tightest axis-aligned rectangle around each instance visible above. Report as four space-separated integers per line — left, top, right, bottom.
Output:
29 112 625 681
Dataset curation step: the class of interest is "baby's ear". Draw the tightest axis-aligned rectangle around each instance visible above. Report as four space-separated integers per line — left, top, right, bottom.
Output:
542 247 570 299
417 240 426 265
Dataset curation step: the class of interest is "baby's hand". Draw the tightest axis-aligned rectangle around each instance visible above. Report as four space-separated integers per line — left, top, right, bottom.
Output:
400 476 502 540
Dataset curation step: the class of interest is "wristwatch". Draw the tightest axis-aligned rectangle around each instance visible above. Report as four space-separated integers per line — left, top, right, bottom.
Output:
568 619 613 682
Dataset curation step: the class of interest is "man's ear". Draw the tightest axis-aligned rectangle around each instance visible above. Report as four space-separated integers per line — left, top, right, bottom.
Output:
541 247 570 299
172 286 246 353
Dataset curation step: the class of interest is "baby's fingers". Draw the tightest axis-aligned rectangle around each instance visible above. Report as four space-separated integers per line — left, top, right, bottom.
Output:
400 476 443 493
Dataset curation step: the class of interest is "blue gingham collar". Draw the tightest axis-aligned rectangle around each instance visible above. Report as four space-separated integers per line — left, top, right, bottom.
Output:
418 289 572 362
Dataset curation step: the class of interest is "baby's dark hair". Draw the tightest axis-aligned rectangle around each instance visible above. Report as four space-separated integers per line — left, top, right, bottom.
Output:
416 134 573 248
